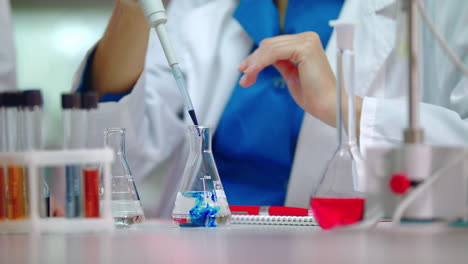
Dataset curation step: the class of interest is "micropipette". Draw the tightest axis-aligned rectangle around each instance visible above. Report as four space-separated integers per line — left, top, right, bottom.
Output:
138 0 199 127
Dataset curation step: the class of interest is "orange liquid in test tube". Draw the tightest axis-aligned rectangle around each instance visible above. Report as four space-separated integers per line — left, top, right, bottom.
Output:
83 169 100 217
7 166 27 220
0 167 5 220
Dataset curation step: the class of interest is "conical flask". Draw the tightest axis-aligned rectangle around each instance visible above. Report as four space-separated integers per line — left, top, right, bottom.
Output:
310 21 365 230
104 128 145 227
172 125 231 227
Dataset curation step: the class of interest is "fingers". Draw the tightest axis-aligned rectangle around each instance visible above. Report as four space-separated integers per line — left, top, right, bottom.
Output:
238 60 248 72
273 60 299 86
239 38 300 87
238 32 321 87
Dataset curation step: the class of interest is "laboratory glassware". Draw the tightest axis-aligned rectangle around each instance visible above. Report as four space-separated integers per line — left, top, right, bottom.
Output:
82 92 100 218
104 128 145 227
4 92 28 220
23 90 43 150
0 93 5 220
62 93 83 218
24 90 50 217
172 125 231 227
310 22 365 230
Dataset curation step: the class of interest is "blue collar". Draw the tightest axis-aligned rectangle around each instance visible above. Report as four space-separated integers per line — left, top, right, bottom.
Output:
234 0 344 46
234 0 280 45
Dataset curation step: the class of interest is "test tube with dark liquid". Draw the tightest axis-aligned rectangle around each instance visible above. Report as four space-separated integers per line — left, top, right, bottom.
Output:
81 93 100 218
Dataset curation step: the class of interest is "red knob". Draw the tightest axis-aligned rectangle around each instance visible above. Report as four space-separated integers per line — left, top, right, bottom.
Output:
390 173 411 195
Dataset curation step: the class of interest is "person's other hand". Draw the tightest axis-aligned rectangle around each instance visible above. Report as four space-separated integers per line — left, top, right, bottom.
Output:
238 32 362 129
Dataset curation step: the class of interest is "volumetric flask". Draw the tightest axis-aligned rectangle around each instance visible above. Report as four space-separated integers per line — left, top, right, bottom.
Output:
310 21 364 230
172 125 231 227
104 128 144 227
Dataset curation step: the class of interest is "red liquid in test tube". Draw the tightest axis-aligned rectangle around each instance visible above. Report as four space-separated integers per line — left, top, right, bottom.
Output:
83 168 100 218
310 197 364 230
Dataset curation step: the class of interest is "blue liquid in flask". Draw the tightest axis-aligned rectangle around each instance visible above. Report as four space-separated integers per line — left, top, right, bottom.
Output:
172 191 230 227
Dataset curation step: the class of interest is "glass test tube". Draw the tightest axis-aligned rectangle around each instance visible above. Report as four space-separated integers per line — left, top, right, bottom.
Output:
62 93 83 218
5 92 28 220
18 92 29 219
81 93 100 218
0 93 6 220
24 90 49 217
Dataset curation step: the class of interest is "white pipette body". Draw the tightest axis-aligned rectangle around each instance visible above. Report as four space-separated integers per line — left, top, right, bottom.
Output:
138 0 197 123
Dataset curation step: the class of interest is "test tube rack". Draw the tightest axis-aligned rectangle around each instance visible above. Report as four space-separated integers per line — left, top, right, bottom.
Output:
0 148 114 233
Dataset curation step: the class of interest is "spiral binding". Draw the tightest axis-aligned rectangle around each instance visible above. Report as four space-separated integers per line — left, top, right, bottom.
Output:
231 215 317 226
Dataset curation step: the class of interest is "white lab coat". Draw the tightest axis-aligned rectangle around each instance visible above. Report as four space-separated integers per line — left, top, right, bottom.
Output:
74 0 468 218
0 0 16 91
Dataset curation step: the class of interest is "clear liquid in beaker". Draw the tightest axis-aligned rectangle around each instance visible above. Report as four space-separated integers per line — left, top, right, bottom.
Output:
111 199 145 226
110 175 145 227
104 128 145 227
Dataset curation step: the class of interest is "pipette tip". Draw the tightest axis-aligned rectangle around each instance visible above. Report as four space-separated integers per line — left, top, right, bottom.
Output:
188 110 201 136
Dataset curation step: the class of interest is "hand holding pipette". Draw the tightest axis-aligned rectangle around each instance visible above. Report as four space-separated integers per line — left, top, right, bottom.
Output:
138 0 199 127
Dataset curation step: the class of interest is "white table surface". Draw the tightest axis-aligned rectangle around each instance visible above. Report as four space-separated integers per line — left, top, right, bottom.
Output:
1 220 468 264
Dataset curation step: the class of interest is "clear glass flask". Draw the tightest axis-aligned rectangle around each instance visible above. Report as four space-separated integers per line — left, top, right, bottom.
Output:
310 21 365 230
172 125 231 227
104 128 145 227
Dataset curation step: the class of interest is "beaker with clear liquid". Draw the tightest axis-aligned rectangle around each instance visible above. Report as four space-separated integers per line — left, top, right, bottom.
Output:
172 125 231 227
104 128 145 227
310 21 365 230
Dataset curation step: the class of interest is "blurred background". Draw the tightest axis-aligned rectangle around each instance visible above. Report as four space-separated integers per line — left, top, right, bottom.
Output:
12 0 113 148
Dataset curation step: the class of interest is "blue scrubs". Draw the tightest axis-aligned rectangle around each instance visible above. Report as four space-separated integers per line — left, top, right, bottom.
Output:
212 0 343 206
78 0 343 206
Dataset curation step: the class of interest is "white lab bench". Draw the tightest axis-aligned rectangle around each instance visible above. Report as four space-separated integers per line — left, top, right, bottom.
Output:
1 220 468 264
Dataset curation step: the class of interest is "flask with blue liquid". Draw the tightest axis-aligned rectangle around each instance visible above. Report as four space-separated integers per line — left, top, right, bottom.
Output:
172 125 231 227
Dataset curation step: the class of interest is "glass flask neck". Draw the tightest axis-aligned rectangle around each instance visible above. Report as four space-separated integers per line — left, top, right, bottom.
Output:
105 128 126 156
189 126 212 152
336 49 345 148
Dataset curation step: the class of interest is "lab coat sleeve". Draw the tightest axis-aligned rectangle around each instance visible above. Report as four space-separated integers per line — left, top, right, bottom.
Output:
360 94 468 150
71 1 199 182
0 0 16 91
360 0 468 150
